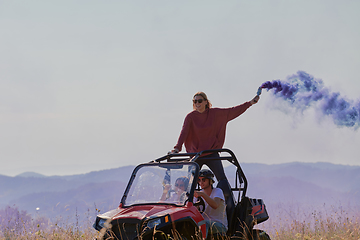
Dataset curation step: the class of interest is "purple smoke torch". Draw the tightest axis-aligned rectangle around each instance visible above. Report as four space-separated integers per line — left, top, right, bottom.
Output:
257 87 262 96
253 87 262 103
258 71 360 129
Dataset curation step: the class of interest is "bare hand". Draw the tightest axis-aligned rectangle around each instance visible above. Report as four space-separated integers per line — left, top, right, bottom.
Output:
251 95 260 105
194 191 203 198
164 184 171 192
168 148 179 154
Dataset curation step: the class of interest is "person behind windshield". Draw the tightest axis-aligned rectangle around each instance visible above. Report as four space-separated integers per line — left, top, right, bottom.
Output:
160 176 189 203
170 91 259 181
194 169 227 238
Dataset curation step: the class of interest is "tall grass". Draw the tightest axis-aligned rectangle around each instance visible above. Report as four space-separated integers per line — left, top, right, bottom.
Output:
261 203 360 240
271 216 360 240
0 205 99 239
1 204 359 239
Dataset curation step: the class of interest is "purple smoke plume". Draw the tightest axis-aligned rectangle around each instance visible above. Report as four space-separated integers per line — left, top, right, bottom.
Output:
260 71 360 129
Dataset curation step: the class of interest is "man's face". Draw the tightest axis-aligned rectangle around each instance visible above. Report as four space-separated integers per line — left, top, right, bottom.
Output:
198 177 211 189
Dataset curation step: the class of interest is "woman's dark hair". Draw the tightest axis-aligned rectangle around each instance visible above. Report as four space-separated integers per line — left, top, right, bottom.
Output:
176 176 189 190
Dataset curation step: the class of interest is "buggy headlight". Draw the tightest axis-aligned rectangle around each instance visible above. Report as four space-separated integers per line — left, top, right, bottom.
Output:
98 218 111 229
147 218 162 229
146 215 170 229
98 218 107 228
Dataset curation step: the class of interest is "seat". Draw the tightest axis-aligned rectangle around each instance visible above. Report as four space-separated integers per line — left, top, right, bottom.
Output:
216 179 235 231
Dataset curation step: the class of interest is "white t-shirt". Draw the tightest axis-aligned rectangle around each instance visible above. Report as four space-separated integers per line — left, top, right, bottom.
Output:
200 188 228 229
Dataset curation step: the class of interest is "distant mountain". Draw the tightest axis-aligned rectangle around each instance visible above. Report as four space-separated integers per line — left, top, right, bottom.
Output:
11 181 127 222
0 166 135 211
49 165 135 183
238 162 360 192
1 162 359 223
16 172 47 178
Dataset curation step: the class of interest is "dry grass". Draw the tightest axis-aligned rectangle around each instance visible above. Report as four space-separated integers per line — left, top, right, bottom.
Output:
269 216 360 239
0 223 100 240
0 205 100 240
1 204 360 239
262 203 360 240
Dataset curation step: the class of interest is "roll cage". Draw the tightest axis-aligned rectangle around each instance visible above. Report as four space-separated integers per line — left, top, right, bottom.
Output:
152 148 248 204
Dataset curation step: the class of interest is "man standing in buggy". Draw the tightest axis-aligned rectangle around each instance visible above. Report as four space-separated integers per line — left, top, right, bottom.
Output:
171 91 260 181
195 169 227 238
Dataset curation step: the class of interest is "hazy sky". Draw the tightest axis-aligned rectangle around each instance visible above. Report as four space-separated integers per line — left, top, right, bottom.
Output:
1 1 359 176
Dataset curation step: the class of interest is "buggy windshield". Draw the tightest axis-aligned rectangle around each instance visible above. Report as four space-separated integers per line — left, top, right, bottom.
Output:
124 162 198 206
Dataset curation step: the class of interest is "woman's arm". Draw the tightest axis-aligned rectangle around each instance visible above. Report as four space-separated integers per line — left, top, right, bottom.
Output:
173 114 192 152
160 184 171 201
225 95 260 121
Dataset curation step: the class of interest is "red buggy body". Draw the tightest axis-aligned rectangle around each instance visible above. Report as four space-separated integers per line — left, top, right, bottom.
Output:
93 149 270 240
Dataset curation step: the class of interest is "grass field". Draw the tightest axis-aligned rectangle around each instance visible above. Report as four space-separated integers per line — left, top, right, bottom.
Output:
261 203 360 240
1 204 359 239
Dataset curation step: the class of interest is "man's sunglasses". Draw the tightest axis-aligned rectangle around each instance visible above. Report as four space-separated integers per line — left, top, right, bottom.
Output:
197 178 208 183
175 183 184 188
193 99 205 104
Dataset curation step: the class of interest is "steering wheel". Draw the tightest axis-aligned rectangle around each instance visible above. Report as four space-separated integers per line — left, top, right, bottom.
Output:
194 197 205 214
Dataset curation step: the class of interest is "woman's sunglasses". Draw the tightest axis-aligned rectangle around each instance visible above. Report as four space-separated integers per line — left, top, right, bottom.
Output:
193 99 205 104
175 183 184 188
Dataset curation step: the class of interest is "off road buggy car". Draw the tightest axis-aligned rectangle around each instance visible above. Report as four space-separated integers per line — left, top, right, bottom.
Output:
93 149 270 240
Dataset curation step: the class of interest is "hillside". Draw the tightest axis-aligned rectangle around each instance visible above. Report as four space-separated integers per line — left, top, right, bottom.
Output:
1 162 359 222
